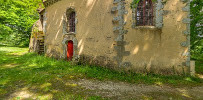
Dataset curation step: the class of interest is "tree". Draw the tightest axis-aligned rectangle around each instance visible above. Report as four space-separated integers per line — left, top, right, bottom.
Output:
190 0 203 60
0 0 42 46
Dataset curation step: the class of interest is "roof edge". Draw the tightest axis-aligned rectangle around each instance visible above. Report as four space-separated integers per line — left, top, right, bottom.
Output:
43 0 62 8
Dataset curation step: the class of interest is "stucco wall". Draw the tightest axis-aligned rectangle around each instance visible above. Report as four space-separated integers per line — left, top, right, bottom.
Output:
44 0 117 67
43 0 189 74
122 0 189 74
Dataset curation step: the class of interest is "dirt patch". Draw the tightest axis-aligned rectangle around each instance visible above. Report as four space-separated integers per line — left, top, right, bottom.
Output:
73 79 203 100
4 78 203 100
197 74 203 79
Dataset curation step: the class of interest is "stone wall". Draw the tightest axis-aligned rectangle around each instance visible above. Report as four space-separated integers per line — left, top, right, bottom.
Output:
43 0 117 64
42 0 190 75
121 0 190 74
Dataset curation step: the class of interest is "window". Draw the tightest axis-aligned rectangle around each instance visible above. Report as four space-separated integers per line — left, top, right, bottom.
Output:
68 12 75 32
136 0 154 26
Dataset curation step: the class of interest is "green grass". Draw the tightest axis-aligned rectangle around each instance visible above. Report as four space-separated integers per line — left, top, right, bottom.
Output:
195 60 203 74
0 46 202 99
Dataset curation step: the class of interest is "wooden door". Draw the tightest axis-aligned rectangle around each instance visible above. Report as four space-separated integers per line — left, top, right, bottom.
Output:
67 41 73 61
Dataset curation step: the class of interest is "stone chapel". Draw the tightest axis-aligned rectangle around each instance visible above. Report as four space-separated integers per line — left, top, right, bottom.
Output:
29 0 191 75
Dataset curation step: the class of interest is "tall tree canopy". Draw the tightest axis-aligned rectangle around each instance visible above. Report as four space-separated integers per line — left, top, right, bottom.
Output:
190 0 203 60
0 0 42 46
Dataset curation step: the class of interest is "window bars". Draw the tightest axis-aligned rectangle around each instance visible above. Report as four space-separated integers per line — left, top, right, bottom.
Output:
136 0 154 26
68 12 76 32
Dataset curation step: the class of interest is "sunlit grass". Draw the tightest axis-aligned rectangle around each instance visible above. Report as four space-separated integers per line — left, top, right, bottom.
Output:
0 46 202 99
0 46 28 55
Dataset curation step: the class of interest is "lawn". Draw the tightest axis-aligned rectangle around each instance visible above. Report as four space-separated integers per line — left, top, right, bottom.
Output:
0 46 202 99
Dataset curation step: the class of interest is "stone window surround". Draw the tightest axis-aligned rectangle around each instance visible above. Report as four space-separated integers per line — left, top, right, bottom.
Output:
62 35 78 61
132 0 163 29
63 7 78 35
62 7 79 61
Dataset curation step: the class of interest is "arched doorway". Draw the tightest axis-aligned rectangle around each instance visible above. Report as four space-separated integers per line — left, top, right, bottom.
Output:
67 40 73 61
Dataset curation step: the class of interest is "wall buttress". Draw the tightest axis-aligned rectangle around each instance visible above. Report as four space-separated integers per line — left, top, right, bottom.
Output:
181 0 190 67
111 0 130 68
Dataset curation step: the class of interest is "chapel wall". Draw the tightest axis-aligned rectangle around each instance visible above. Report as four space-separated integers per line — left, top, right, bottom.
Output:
44 0 118 67
121 0 189 74
43 0 190 74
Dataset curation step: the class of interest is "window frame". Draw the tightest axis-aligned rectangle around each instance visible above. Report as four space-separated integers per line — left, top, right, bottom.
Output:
132 0 162 29
68 12 76 33
136 0 154 26
63 7 77 35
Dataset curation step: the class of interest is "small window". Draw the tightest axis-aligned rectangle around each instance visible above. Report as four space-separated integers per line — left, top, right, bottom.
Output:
68 12 75 32
136 0 154 26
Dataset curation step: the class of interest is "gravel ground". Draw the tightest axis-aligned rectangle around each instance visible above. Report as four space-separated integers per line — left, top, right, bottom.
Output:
75 79 203 100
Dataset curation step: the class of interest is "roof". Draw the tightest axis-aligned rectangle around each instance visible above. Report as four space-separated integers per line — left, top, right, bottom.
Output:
37 8 45 15
43 0 61 8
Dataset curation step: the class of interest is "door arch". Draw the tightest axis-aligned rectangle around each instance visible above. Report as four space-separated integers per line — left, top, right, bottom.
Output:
67 40 73 61
62 35 78 60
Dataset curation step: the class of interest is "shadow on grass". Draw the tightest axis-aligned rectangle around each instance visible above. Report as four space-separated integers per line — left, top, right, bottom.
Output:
0 48 202 99
195 60 203 74
0 50 107 99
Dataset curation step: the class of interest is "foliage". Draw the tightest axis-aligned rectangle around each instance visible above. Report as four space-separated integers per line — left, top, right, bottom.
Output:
0 46 202 88
0 46 107 99
195 60 203 74
0 0 42 46
190 0 203 60
0 45 202 98
131 0 157 8
0 46 202 99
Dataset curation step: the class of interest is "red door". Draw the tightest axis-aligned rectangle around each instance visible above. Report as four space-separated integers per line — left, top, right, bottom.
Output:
67 41 73 61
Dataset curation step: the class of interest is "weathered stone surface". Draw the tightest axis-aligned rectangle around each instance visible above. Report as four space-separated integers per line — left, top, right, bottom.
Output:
155 0 164 28
79 54 117 69
181 0 190 70
112 16 123 22
113 26 123 32
181 41 189 47
181 0 189 3
113 0 122 4
37 0 191 75
115 35 123 42
190 61 195 76
163 10 170 15
182 4 190 12
111 7 118 13
183 30 190 35
182 18 190 24
43 0 62 7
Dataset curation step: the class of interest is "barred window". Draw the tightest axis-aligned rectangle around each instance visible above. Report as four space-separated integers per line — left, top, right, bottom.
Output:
68 12 75 32
136 0 154 26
